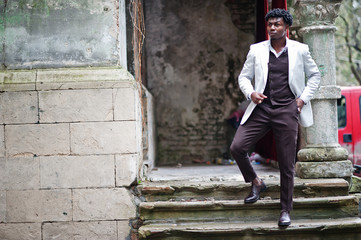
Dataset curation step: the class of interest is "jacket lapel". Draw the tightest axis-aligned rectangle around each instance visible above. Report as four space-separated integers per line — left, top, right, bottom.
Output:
261 41 270 85
288 40 295 84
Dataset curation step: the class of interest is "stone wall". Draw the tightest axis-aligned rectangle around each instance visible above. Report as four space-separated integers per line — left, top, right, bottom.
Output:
0 67 142 239
144 0 255 165
0 0 127 69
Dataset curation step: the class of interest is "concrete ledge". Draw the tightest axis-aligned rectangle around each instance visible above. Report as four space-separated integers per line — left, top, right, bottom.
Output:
138 217 361 239
0 70 36 91
295 160 354 179
36 67 135 90
139 196 359 223
299 25 338 35
297 147 348 162
0 67 136 91
138 178 349 201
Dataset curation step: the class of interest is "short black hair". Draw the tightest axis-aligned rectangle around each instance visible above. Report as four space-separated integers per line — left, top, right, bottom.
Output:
265 8 293 26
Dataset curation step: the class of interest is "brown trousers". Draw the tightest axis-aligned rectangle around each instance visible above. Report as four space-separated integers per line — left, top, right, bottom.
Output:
230 101 299 211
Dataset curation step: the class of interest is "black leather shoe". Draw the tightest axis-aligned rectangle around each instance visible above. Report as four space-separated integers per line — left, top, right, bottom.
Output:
278 211 291 226
244 180 266 203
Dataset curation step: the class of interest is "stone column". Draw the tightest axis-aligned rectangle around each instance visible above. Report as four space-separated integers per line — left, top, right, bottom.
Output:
294 0 354 179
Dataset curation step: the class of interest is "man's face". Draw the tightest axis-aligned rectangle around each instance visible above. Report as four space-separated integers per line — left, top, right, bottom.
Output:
267 17 288 40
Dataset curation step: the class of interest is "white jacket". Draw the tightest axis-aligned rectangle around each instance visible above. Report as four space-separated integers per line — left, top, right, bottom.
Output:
238 39 320 127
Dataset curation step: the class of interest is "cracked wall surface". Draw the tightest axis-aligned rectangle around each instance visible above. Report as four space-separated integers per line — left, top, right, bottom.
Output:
145 0 255 165
0 0 127 69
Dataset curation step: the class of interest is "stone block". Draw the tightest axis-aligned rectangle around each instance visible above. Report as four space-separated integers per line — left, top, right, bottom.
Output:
296 160 354 179
0 223 41 240
114 87 136 120
5 124 70 157
297 147 348 162
0 158 5 191
350 176 361 193
40 155 115 189
0 125 4 157
38 78 134 91
73 188 136 221
118 221 131 240
36 68 134 90
39 89 113 123
0 70 36 84
116 154 137 187
43 221 117 240
70 122 137 155
6 157 39 190
0 91 38 124
0 70 36 91
7 190 72 222
0 191 5 222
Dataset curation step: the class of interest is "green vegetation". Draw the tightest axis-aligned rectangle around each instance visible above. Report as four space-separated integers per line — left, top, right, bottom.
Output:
335 0 361 86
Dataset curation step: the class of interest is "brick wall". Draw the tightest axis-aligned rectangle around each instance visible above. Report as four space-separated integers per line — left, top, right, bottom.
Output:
0 68 142 239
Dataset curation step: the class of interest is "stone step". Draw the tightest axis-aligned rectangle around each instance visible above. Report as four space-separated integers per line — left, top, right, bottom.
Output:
139 195 359 224
138 178 349 201
138 217 361 239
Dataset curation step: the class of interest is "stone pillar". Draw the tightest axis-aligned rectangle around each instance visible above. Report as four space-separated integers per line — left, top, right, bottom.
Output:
294 0 354 178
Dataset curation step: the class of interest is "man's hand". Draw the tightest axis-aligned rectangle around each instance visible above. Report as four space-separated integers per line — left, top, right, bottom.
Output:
251 92 268 104
296 98 304 113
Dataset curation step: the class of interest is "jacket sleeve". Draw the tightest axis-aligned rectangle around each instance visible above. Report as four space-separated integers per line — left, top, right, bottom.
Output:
238 46 256 100
299 45 321 104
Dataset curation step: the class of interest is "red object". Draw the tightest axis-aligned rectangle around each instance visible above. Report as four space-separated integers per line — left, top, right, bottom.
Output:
271 0 289 37
338 86 361 176
272 0 287 10
256 0 269 42
257 0 289 43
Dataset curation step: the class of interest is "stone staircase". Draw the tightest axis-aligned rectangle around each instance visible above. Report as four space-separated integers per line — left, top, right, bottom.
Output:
136 177 361 239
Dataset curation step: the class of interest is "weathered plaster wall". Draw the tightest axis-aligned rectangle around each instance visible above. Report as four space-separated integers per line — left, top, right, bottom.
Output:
145 0 255 165
0 0 127 69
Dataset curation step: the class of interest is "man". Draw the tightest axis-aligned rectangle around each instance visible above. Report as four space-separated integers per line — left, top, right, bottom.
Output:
230 9 320 226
